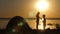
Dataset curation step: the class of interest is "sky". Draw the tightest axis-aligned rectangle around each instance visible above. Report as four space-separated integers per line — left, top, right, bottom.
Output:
0 0 60 18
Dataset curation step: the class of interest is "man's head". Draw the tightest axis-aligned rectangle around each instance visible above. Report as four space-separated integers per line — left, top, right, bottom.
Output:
43 14 45 18
37 12 40 14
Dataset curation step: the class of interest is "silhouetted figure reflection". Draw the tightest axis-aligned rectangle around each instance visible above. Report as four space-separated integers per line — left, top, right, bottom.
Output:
6 16 32 34
42 14 46 30
36 12 40 33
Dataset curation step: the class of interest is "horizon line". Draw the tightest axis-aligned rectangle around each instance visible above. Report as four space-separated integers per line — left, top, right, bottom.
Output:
0 18 60 20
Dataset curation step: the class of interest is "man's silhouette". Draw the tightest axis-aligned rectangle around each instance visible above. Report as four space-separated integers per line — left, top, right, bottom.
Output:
42 14 46 30
36 12 40 31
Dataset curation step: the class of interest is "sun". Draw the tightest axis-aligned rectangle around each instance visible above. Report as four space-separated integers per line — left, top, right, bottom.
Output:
36 0 49 11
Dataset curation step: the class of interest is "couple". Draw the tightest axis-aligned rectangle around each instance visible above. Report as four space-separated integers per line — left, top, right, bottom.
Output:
36 12 46 30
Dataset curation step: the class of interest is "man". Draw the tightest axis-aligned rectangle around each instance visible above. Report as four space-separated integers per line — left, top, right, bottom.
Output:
42 14 46 30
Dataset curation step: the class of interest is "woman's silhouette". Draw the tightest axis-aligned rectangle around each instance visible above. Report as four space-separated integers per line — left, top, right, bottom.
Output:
36 12 40 31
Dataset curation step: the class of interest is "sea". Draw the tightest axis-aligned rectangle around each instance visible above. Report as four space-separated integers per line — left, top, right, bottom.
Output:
0 18 60 29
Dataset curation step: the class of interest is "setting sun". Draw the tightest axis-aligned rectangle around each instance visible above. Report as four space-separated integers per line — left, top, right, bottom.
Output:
36 0 49 11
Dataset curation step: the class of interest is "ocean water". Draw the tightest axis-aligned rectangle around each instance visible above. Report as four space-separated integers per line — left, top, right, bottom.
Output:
27 19 60 29
0 18 60 29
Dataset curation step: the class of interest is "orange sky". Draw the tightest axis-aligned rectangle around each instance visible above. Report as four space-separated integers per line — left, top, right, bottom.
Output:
0 0 60 18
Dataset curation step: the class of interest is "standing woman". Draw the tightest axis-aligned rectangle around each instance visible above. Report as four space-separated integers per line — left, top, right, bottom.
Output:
36 12 40 31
